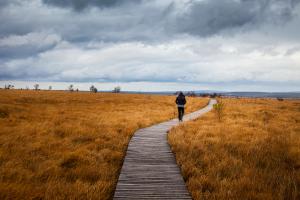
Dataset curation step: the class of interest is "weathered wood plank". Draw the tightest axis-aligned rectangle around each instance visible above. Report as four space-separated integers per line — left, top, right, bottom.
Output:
113 99 217 200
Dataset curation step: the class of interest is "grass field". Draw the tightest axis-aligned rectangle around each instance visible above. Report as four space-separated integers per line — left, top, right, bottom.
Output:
0 90 208 200
168 98 300 200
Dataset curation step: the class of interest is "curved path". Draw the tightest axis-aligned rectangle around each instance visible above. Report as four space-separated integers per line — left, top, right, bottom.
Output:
113 99 217 200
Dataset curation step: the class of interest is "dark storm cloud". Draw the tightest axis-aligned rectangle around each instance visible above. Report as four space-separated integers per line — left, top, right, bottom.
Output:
1 0 300 44
42 0 142 10
0 0 9 7
0 32 61 60
176 0 300 37
0 0 17 7
41 0 300 42
0 45 53 60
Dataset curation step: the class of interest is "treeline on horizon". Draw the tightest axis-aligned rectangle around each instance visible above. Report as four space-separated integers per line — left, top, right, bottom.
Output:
1 84 121 93
2 83 299 99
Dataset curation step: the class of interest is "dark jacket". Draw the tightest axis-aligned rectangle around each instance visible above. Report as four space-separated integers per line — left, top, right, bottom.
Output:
176 94 186 106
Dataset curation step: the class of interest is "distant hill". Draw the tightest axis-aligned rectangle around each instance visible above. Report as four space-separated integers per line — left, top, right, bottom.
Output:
121 90 300 98
219 92 300 98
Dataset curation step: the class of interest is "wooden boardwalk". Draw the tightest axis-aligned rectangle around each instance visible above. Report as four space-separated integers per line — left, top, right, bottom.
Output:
113 99 217 200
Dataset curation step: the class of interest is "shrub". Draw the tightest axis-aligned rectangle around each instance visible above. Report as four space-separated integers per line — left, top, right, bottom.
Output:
213 101 224 122
0 108 9 118
277 98 284 101
113 86 121 93
262 111 273 125
34 84 39 90
60 155 80 169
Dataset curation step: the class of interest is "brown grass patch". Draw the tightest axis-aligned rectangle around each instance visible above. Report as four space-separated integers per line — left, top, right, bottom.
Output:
168 98 300 200
0 90 208 199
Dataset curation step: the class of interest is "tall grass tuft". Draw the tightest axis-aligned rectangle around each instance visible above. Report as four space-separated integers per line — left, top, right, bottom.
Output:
213 101 224 122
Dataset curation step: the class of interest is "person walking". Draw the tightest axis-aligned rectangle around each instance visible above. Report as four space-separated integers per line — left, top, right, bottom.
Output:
175 92 186 121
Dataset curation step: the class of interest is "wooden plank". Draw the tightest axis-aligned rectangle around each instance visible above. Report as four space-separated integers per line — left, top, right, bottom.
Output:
113 99 217 200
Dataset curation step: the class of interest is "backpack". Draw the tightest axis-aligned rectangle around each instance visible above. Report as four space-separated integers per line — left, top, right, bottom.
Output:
176 95 186 105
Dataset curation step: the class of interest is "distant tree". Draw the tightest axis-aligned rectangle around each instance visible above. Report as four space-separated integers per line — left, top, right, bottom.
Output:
113 86 121 93
68 84 74 92
210 93 221 98
90 85 94 92
5 84 14 89
187 91 197 97
199 93 209 97
33 84 39 90
49 86 52 90
76 88 79 92
90 85 97 93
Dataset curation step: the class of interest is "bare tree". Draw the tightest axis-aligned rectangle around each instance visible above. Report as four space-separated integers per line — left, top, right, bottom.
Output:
113 86 121 93
33 84 39 90
49 86 52 90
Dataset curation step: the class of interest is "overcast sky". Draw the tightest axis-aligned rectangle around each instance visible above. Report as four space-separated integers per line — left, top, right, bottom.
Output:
0 0 300 91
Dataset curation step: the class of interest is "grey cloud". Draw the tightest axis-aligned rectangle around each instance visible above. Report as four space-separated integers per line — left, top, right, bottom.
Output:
1 0 300 45
0 0 10 7
0 1 170 45
0 67 60 81
1 39 299 83
0 0 18 7
0 44 55 60
0 0 29 9
39 0 300 39
42 0 141 10
285 46 300 56
175 0 300 37
0 32 61 59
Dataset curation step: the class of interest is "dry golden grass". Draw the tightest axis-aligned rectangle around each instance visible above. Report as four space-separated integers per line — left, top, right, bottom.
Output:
169 98 300 200
0 89 208 200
